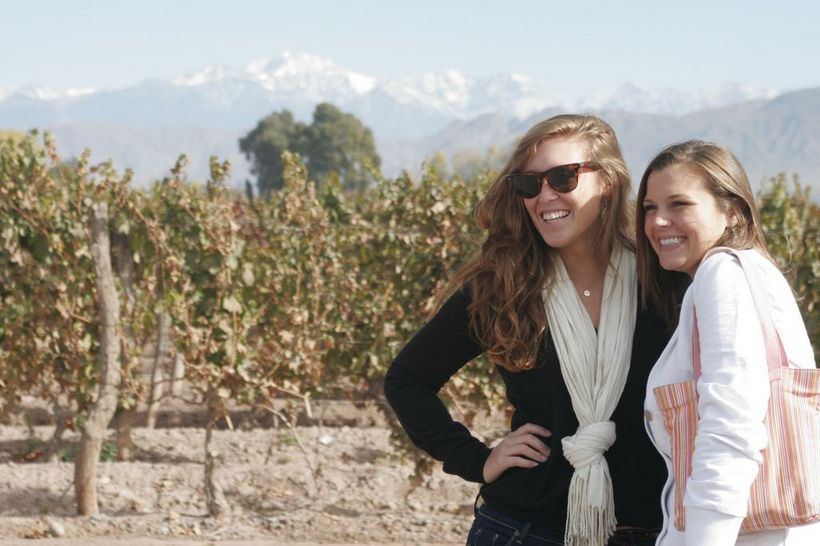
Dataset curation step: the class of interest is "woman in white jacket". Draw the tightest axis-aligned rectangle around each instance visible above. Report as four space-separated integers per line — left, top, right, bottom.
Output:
634 140 818 545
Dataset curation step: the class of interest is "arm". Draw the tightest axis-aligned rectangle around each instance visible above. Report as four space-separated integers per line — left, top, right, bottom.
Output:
383 288 491 483
684 254 770 544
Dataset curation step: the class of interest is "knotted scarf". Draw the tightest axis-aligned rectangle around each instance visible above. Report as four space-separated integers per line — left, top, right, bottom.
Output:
543 245 637 546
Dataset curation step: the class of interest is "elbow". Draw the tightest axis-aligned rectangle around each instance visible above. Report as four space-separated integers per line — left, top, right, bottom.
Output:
382 360 402 407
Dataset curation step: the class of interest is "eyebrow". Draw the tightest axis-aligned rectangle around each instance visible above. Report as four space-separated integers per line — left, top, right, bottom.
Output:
644 193 691 202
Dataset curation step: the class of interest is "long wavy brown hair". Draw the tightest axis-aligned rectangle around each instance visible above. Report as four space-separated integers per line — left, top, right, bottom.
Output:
442 114 633 372
635 140 773 329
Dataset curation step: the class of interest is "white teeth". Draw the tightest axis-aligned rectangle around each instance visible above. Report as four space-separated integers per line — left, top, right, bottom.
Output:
541 210 570 221
659 236 685 246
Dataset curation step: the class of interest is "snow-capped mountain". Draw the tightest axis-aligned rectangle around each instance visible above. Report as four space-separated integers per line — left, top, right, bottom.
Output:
0 84 98 102
172 64 249 87
375 71 565 120
246 52 376 98
4 50 816 194
0 51 783 140
170 53 559 122
174 52 376 104
578 82 780 115
471 73 567 119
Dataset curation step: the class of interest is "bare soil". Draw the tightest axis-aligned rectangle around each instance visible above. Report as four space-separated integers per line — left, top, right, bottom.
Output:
0 402 499 544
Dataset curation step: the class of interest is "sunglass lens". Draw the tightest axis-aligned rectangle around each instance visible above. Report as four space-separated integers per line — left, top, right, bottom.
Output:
509 174 541 198
545 166 578 193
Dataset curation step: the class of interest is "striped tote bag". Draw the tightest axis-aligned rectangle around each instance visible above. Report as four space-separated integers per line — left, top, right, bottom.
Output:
653 248 820 532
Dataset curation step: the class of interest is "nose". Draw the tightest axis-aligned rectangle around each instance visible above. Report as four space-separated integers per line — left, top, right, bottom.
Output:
652 212 670 227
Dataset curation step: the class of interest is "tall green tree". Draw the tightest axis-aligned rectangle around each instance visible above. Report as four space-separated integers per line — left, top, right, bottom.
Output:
239 110 307 195
304 103 381 193
239 103 381 195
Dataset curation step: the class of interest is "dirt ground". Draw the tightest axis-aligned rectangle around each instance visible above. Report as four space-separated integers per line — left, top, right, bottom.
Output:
0 542 459 546
0 402 500 544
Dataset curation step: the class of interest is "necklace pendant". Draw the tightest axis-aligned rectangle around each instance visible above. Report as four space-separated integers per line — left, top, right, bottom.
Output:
583 290 591 297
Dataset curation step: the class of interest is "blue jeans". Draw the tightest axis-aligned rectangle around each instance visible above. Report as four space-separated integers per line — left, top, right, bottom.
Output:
466 502 659 546
466 503 564 545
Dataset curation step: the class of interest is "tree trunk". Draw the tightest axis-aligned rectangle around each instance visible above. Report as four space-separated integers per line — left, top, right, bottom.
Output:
204 388 229 517
114 406 136 461
45 400 71 463
112 231 136 459
145 312 170 429
170 352 185 397
75 203 122 516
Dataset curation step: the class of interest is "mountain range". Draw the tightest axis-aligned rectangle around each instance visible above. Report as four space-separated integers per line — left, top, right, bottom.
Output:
0 51 817 193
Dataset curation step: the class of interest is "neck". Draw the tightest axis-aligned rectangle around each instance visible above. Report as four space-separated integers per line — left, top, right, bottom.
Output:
558 246 609 280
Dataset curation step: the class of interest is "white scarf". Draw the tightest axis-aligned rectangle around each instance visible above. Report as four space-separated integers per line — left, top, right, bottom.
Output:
543 245 637 546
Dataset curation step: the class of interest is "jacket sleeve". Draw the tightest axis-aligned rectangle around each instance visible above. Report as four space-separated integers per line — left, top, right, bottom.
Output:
383 288 492 483
683 253 770 545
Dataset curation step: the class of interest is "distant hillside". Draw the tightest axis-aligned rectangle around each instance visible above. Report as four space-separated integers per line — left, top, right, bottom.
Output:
2 80 818 193
381 87 820 193
44 124 252 186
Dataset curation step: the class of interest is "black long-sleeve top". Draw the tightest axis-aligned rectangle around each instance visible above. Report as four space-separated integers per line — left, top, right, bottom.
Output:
384 287 669 530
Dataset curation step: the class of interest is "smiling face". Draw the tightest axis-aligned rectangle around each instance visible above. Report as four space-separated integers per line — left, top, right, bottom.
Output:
521 137 606 259
643 164 736 276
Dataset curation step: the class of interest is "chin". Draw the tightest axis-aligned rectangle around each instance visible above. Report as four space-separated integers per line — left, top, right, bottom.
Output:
539 235 568 249
658 259 684 273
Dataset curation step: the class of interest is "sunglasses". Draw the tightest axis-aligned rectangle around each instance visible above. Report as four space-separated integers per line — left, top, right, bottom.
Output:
506 161 601 198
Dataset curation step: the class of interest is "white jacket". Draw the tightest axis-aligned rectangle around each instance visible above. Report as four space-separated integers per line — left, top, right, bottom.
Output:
644 249 818 546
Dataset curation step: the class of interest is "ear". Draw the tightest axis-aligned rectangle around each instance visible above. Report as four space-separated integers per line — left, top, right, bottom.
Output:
726 206 740 227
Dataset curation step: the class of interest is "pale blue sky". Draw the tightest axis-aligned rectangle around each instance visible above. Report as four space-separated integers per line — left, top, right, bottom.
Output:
2 0 819 99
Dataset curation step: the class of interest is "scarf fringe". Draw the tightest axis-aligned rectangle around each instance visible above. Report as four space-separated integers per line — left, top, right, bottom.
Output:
564 461 618 546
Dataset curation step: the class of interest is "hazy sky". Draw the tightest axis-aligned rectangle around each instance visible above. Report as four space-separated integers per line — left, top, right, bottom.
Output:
3 0 819 99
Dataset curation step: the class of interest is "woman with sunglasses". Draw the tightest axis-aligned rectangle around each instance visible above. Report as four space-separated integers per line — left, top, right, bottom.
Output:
384 114 670 546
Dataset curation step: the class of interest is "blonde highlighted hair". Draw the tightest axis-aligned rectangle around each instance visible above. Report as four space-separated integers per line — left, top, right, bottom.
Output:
443 114 633 371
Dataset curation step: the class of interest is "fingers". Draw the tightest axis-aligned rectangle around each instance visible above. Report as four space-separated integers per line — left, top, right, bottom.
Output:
520 435 550 459
484 450 536 483
510 424 551 458
518 442 550 462
513 423 552 438
482 423 553 483
504 455 541 470
483 445 547 483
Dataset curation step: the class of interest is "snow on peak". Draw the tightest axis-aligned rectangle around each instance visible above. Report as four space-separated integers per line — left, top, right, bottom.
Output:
3 84 99 101
379 70 474 115
698 82 780 105
577 81 781 115
246 50 338 77
170 51 377 105
173 65 248 86
0 51 784 133
472 74 563 119
245 51 376 98
191 57 559 120
374 69 567 120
